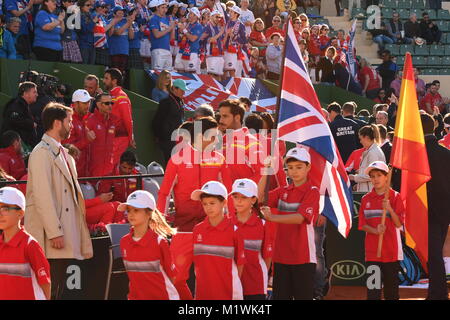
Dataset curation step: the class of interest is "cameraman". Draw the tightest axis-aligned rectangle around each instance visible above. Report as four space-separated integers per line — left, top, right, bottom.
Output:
1 81 39 150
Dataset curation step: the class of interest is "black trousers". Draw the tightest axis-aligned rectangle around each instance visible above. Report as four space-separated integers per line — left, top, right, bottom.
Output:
365 261 400 300
33 46 62 62
428 221 449 300
48 259 72 300
273 263 315 300
244 294 266 300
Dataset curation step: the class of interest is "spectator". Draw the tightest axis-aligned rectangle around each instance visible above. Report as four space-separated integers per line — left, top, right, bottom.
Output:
108 6 136 76
194 103 214 119
128 18 144 69
239 0 254 37
0 130 26 180
299 13 309 30
266 32 283 80
61 0 82 63
292 17 302 42
0 14 17 59
421 113 450 300
33 0 65 62
203 10 225 80
174 7 204 74
333 60 363 95
84 74 103 113
93 2 112 67
328 102 360 163
377 124 392 162
249 46 266 79
357 109 371 122
371 22 394 54
152 69 172 102
25 102 93 300
249 18 268 57
377 50 398 90
4 0 33 59
223 5 247 78
152 79 188 164
86 93 117 177
308 25 321 64
386 12 405 44
149 0 176 71
414 68 426 100
376 110 394 131
6 17 22 59
359 58 382 100
373 88 387 104
299 39 309 65
404 13 421 44
265 15 284 39
319 25 331 55
316 46 336 85
62 89 94 178
1 81 38 149
420 82 448 115
432 80 449 114
349 124 386 192
239 96 252 112
390 70 402 98
420 12 442 45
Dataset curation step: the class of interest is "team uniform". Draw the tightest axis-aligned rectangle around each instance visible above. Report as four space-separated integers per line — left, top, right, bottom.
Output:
62 110 90 178
97 166 141 202
175 21 204 73
203 22 225 76
110 86 134 169
222 127 265 184
156 144 232 299
120 228 179 300
345 147 365 173
193 216 246 300
0 227 51 300
85 197 122 225
0 145 26 180
268 181 320 300
149 14 173 70
223 19 247 72
86 109 117 177
231 211 274 299
358 189 405 300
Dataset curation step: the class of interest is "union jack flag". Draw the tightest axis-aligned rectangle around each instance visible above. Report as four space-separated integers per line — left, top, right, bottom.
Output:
277 20 353 237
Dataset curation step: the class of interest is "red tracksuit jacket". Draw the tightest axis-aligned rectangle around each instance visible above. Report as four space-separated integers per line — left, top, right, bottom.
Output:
97 166 141 203
86 110 117 177
62 110 90 177
157 144 233 232
0 146 26 180
110 86 134 142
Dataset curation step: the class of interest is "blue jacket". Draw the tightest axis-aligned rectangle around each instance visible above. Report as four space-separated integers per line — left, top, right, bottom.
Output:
78 12 95 48
0 28 17 59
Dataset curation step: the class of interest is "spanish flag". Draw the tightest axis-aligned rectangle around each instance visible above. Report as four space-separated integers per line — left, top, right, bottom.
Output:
391 53 431 270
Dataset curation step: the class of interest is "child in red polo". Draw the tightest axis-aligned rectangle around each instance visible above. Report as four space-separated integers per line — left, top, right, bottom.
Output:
191 181 246 300
230 178 274 300
0 187 51 300
260 147 320 300
358 161 404 300
119 190 179 300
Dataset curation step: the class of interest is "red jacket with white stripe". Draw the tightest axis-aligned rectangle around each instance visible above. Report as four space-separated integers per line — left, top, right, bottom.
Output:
157 144 233 232
110 86 134 142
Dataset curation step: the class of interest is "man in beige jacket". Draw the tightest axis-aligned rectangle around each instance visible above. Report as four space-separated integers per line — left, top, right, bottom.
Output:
25 102 93 300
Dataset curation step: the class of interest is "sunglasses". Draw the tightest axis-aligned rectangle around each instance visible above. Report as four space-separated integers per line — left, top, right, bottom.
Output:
273 20 281 22
101 101 113 105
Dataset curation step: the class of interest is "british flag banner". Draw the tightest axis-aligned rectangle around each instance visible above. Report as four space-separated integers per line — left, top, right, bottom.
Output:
147 70 277 113
277 20 353 237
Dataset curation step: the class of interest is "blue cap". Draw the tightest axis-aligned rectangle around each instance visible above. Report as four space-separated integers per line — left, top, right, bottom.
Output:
112 5 124 14
172 79 189 92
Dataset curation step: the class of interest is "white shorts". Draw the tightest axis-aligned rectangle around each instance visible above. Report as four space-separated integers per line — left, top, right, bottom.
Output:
151 49 173 71
224 52 238 71
170 45 179 56
206 56 224 76
174 53 200 73
235 59 243 78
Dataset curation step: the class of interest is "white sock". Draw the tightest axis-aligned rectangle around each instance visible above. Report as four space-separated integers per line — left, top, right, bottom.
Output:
445 257 450 275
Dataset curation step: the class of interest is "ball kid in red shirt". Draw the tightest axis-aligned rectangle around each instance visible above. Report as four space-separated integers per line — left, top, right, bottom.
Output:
191 181 246 300
259 147 320 300
358 161 404 300
119 190 179 300
229 178 274 300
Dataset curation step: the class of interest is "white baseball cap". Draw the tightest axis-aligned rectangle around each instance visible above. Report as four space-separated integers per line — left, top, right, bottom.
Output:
149 0 158 7
189 7 201 18
118 190 156 212
168 0 179 7
154 0 167 7
229 178 258 198
201 8 211 15
285 147 311 164
210 10 222 17
191 181 228 201
229 5 241 15
365 161 389 175
72 89 92 103
0 187 26 211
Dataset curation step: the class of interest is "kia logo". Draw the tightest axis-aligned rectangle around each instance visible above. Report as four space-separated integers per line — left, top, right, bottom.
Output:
331 260 366 280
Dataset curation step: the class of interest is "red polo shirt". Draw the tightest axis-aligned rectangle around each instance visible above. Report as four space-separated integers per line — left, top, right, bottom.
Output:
268 181 320 265
231 211 274 296
358 189 405 263
265 26 285 39
193 216 246 300
120 228 179 300
420 92 443 113
0 228 51 300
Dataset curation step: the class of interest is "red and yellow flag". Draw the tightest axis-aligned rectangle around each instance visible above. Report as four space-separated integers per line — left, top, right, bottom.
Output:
391 53 431 270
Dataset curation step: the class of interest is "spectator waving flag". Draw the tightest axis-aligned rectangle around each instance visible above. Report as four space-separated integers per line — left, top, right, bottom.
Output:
277 20 353 237
346 19 358 78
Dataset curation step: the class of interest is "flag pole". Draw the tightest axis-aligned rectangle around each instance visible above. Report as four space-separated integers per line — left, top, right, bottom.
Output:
376 166 393 258
263 18 291 205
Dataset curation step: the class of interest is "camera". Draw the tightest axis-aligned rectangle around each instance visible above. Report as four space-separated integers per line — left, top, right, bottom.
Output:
19 70 61 97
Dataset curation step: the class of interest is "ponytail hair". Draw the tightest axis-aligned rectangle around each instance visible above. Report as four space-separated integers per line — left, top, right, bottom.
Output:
359 124 381 145
148 208 177 238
